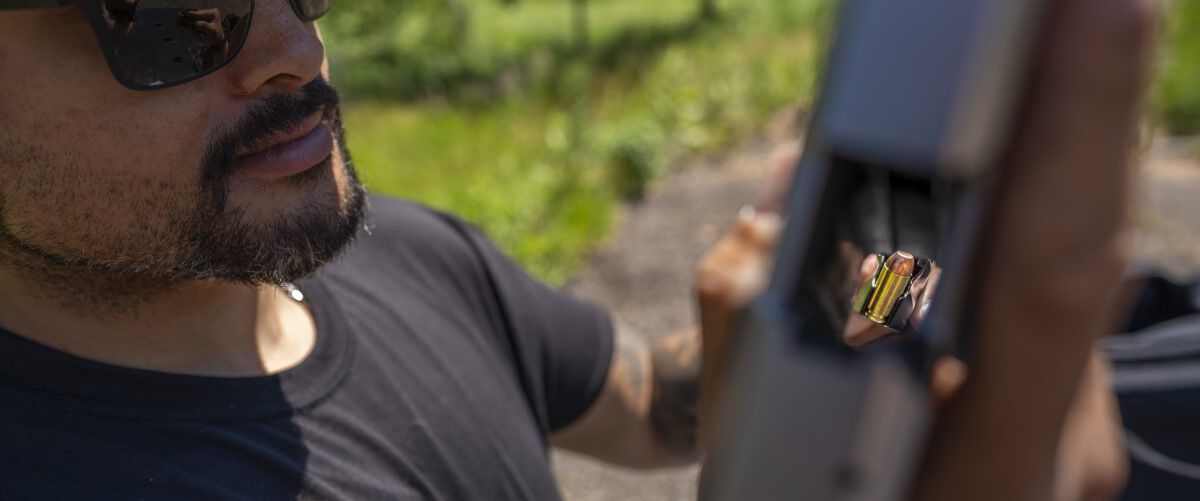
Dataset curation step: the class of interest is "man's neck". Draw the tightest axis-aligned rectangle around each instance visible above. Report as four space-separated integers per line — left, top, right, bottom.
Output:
0 264 317 378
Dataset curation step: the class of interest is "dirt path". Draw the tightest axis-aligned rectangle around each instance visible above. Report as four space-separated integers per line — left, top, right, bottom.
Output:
1133 138 1200 277
551 127 1200 501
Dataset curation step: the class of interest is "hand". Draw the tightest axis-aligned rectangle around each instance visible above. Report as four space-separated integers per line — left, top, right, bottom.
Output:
181 9 226 45
695 142 795 446
843 254 942 348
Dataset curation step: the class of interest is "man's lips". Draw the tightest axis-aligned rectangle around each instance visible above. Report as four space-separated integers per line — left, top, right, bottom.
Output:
234 113 334 181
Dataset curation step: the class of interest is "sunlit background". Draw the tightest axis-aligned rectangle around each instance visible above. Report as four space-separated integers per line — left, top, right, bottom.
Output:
319 1 1200 498
320 0 831 283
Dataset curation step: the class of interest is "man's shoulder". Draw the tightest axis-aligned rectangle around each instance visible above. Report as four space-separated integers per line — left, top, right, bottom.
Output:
361 195 463 241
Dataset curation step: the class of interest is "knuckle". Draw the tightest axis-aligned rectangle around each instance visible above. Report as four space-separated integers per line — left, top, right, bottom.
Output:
697 267 736 306
698 259 764 311
734 216 782 250
696 250 729 283
733 217 758 242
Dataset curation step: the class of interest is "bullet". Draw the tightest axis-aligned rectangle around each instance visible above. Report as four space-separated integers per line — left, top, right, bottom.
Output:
885 251 916 276
864 251 916 324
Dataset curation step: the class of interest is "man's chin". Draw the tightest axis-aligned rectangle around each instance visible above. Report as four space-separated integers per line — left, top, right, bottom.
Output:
197 156 366 285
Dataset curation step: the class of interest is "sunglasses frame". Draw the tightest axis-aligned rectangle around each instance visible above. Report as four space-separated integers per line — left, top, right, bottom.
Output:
2 0 328 91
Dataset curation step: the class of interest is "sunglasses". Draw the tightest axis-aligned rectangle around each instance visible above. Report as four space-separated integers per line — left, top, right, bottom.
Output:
2 0 331 90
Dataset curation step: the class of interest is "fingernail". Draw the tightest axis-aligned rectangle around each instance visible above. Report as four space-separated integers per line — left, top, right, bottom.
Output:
756 210 782 228
860 255 879 276
739 205 757 221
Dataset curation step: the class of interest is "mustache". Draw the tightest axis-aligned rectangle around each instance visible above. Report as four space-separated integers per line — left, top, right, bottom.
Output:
200 77 342 196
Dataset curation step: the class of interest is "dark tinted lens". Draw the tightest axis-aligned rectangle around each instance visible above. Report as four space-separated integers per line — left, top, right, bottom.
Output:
98 0 252 89
293 0 331 21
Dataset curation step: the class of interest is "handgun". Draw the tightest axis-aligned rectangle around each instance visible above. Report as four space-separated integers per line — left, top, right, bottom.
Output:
700 0 1051 499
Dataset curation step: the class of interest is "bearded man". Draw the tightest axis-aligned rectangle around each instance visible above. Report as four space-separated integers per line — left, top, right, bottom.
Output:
0 0 1153 499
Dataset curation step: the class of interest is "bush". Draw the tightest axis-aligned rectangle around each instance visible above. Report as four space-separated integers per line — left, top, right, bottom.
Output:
331 0 831 281
323 0 706 100
1157 0 1200 135
604 118 667 199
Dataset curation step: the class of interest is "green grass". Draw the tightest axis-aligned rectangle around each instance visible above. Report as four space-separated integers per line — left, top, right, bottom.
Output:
329 0 1200 282
330 0 829 283
1157 0 1200 137
343 99 614 284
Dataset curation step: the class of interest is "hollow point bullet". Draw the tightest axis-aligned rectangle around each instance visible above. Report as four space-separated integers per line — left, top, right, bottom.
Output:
864 251 916 324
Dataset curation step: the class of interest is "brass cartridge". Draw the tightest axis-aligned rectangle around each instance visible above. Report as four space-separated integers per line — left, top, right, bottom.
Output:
852 254 885 314
863 251 916 324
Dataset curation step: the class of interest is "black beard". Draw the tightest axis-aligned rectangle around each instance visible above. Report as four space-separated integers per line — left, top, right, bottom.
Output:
180 78 366 285
0 76 366 303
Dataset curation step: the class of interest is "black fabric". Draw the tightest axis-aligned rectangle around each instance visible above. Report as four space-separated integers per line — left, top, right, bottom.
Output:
1108 275 1200 500
1121 275 1200 333
0 196 614 500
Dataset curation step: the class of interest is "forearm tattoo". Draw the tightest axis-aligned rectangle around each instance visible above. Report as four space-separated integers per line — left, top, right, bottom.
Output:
612 329 651 414
648 329 702 461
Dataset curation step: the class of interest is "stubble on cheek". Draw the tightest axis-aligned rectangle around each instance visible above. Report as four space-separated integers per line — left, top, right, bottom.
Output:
0 128 209 313
0 133 205 276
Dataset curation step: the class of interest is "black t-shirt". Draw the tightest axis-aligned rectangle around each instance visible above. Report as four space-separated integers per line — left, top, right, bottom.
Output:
0 196 615 500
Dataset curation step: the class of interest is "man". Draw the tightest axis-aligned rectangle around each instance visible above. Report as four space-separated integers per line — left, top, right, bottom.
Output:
0 0 1152 500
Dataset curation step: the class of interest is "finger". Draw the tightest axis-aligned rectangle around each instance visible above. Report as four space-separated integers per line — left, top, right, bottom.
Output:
697 209 783 314
697 209 785 408
978 0 1155 365
732 206 783 254
920 0 1154 493
843 315 896 348
1055 351 1129 500
909 265 941 328
930 356 968 407
858 253 880 282
754 141 801 213
984 0 1154 308
915 2 1154 499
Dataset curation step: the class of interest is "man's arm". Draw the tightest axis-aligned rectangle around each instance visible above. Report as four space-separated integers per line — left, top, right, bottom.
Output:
549 144 792 468
549 323 702 468
549 192 787 468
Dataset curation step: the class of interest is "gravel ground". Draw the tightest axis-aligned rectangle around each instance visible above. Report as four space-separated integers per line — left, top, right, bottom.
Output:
551 126 1200 501
1133 138 1200 277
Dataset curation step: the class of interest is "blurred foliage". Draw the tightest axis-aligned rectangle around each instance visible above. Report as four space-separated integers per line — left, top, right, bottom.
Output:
1156 0 1200 136
324 0 829 283
323 0 708 100
323 0 1197 282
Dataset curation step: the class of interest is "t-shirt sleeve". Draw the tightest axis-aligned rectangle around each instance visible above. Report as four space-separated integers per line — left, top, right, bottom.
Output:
433 212 615 434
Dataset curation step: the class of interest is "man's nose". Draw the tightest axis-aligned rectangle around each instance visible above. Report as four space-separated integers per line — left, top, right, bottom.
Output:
221 0 325 97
